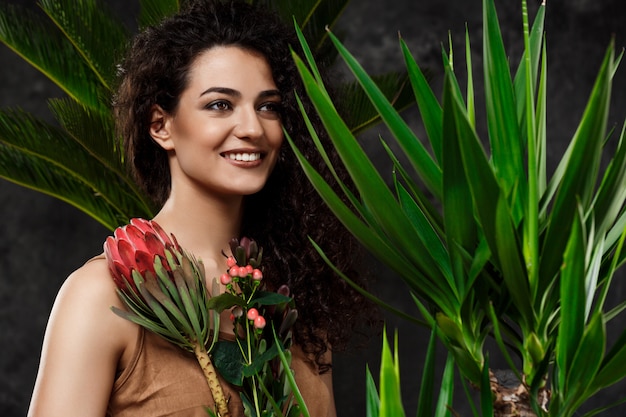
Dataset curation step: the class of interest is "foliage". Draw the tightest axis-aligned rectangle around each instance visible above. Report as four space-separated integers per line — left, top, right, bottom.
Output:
208 237 305 417
289 0 626 415
0 0 412 231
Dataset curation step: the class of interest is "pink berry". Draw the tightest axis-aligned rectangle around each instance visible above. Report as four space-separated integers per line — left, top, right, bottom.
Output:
226 256 237 268
220 273 232 285
229 313 235 322
245 265 254 274
252 269 263 280
254 315 266 329
238 267 248 278
247 308 259 320
229 266 239 277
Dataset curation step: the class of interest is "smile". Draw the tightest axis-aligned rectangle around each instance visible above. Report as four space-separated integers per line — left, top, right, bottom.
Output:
223 152 262 162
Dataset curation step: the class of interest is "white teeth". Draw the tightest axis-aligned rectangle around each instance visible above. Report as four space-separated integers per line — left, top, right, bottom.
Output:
227 152 261 162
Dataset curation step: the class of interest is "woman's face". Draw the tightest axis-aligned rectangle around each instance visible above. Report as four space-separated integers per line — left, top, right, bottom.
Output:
152 46 284 199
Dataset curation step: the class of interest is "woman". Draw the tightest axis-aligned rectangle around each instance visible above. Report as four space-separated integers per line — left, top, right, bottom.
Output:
28 1 372 416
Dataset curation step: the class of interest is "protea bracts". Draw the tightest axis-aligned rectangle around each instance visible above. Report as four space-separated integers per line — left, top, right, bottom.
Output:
103 217 230 417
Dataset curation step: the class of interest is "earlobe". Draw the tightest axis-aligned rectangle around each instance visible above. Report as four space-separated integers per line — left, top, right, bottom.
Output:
149 105 174 150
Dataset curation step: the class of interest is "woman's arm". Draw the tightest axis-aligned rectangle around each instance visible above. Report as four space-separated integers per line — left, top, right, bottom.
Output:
28 258 136 417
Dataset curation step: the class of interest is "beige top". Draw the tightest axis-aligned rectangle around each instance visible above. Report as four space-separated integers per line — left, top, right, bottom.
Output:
106 327 331 416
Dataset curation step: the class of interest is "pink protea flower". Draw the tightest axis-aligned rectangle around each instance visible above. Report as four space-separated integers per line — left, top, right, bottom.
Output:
103 218 183 293
103 218 230 417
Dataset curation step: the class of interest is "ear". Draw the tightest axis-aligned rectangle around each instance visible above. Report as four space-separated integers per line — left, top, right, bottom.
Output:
149 105 175 151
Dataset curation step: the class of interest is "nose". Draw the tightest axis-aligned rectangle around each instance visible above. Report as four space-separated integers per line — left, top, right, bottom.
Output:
233 106 263 140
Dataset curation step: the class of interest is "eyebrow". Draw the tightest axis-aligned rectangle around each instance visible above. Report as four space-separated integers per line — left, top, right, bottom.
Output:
199 87 281 99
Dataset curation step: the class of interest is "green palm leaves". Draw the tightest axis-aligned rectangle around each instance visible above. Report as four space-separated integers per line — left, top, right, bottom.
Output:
290 0 626 414
0 0 150 229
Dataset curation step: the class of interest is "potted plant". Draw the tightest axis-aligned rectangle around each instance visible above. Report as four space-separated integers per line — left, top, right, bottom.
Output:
288 0 626 415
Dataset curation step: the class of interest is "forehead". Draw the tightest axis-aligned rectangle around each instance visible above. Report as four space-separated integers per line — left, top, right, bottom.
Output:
185 46 277 91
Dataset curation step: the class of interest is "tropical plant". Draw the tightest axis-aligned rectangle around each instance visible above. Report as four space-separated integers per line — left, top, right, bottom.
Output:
289 0 626 415
0 0 412 231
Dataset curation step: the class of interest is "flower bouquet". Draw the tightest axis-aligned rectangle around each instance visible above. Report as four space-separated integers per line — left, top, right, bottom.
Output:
208 237 305 417
103 218 307 417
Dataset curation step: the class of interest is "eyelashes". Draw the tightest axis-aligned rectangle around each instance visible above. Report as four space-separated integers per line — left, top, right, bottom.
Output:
204 100 282 114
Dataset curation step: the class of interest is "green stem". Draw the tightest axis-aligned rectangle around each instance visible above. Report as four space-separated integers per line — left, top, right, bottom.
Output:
244 317 261 416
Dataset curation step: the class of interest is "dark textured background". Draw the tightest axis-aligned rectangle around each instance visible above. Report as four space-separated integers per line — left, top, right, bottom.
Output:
2 0 626 416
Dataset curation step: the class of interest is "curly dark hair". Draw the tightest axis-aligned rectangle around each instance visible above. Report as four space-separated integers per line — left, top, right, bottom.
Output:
114 0 376 372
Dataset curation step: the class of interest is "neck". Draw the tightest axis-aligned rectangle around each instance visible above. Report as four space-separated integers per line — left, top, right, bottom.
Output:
152 188 244 270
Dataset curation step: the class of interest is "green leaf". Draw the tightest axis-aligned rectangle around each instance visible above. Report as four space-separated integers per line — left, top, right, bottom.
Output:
479 356 494 417
400 38 443 164
0 3 107 110
433 353 454 417
416 328 438 417
556 206 586 392
274 0 349 55
139 0 180 28
396 180 455 297
494 195 533 327
39 0 130 89
592 326 626 390
0 142 129 230
250 291 292 306
286 126 454 314
591 122 626 241
212 340 244 386
207 292 246 313
564 311 605 412
326 30 442 199
0 108 152 227
378 330 405 417
442 70 477 297
365 365 380 417
540 42 615 284
309 238 425 326
337 71 415 135
272 326 311 417
482 0 525 211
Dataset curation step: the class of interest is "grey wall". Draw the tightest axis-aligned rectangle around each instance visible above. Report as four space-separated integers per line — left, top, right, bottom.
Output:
2 0 626 416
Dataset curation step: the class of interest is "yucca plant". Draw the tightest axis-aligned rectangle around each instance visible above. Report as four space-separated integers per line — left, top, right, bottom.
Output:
0 0 412 231
289 0 626 415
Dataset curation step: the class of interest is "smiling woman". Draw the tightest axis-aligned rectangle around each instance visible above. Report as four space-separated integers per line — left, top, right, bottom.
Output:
26 1 374 416
149 47 284 200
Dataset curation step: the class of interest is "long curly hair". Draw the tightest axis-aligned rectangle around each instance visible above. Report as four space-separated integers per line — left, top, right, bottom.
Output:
114 0 376 372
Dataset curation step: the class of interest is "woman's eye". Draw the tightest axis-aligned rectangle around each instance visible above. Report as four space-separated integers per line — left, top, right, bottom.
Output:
258 102 282 113
206 100 231 111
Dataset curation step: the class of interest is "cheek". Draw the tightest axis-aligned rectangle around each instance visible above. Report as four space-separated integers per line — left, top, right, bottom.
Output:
268 124 284 150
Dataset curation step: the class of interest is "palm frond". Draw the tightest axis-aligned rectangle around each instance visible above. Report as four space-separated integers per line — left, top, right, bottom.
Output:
38 0 131 89
0 3 107 111
337 71 416 135
262 0 348 52
0 109 153 226
138 0 180 28
0 143 129 229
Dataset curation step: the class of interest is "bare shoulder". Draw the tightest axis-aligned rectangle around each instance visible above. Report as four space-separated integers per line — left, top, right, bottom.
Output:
60 255 118 303
51 254 137 354
28 255 138 417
